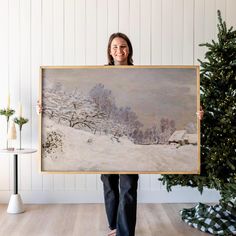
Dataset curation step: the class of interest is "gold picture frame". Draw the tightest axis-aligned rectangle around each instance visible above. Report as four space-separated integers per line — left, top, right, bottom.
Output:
39 66 200 174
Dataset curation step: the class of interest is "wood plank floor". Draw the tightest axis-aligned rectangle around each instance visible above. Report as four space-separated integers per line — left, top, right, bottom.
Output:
0 203 208 236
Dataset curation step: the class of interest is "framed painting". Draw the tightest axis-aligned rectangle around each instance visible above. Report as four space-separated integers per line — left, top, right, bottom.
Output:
39 66 200 174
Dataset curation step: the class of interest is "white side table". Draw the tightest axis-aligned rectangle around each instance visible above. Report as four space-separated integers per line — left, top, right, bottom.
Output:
0 148 37 214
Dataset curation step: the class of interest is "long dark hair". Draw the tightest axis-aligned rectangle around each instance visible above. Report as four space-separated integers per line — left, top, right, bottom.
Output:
107 32 133 65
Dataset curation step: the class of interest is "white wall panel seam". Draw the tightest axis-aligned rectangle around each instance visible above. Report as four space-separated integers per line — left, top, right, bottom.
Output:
203 0 206 57
139 0 141 64
129 0 130 35
19 0 22 190
193 0 195 65
96 0 97 65
150 0 152 65
30 0 33 191
118 0 119 31
63 0 65 64
106 0 108 38
182 0 184 64
225 0 227 22
52 0 55 190
183 0 185 64
161 0 163 65
73 0 75 64
8 0 11 192
85 0 87 64
214 0 216 39
170 0 172 64
39 0 42 67
7 0 10 90
19 0 21 102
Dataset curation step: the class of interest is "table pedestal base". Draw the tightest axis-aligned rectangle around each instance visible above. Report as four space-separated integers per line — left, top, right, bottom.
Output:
7 194 25 214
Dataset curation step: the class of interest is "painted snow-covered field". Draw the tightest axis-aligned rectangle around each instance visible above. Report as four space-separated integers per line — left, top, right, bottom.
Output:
41 66 199 173
42 118 198 173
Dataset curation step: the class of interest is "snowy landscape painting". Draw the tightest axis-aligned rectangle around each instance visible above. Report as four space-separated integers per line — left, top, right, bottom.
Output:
40 66 200 173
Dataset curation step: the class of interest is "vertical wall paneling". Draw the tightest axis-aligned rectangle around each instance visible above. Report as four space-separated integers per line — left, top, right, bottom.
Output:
139 175 151 192
86 0 97 65
96 0 108 192
64 0 75 65
215 0 226 50
139 0 152 190
140 0 151 65
85 0 98 190
1 0 236 203
31 0 43 190
0 0 9 110
204 0 216 45
216 0 226 24
96 174 103 192
107 0 119 37
0 0 10 190
53 0 64 65
75 0 87 190
151 0 162 65
53 0 65 191
42 0 54 191
130 0 140 64
173 0 184 64
9 0 21 191
75 0 86 65
20 0 32 191
226 0 236 28
183 0 194 64
64 0 76 190
42 0 53 65
150 174 162 191
194 0 205 65
97 0 108 65
162 0 173 64
118 0 130 35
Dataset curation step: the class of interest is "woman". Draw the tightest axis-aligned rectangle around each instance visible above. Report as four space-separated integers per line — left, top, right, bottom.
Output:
101 32 139 236
37 32 204 236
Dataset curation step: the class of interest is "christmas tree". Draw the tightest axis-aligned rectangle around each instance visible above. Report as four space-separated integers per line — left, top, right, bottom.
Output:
159 10 236 202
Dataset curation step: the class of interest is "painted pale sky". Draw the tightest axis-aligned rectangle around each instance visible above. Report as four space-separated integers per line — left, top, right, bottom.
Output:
43 67 198 129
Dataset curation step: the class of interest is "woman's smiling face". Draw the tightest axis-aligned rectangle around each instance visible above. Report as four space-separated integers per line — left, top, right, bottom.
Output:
109 37 130 65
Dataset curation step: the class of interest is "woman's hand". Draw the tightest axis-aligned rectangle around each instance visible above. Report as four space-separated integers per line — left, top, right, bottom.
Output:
196 106 204 120
36 100 43 115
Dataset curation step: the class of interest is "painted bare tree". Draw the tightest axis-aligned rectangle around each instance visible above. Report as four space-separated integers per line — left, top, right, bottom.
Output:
89 84 143 140
59 93 105 131
43 84 106 133
89 83 115 118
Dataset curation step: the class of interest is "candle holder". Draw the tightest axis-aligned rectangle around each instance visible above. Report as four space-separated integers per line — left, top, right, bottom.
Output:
0 108 15 149
14 117 28 150
7 121 17 151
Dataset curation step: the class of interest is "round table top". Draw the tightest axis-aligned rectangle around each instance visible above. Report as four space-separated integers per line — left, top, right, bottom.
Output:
0 148 37 155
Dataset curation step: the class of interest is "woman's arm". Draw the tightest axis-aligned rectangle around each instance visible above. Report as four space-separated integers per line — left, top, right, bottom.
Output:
196 106 204 120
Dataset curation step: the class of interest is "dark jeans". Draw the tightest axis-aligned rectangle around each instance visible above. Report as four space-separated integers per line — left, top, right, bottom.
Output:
101 174 139 236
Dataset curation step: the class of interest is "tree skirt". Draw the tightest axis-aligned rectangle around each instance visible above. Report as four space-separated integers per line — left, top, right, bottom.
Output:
180 201 236 235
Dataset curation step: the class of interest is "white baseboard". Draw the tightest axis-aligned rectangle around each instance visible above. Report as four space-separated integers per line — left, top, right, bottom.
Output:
0 188 220 204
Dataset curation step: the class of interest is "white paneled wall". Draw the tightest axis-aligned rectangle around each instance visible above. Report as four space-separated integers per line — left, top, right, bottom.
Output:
0 0 235 203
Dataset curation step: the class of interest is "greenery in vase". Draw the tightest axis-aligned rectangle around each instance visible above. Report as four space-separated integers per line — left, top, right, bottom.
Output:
159 10 236 202
14 117 29 130
14 117 28 149
0 109 15 122
0 108 15 149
